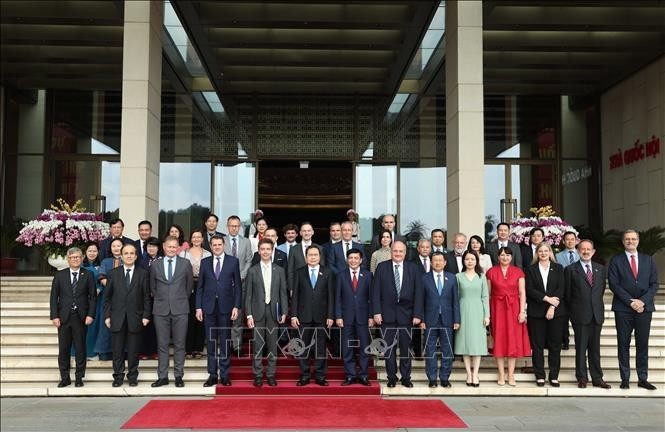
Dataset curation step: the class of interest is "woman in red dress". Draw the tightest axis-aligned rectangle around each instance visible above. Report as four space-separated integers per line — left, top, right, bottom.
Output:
486 246 531 386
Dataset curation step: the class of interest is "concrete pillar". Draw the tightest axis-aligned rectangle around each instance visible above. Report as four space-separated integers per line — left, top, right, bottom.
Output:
445 1 484 243
119 0 162 233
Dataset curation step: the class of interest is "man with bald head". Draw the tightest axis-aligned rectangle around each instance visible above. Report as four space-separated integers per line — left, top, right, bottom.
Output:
370 214 406 254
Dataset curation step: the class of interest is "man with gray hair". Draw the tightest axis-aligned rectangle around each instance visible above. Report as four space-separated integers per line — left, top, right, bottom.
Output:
445 233 467 274
50 247 97 388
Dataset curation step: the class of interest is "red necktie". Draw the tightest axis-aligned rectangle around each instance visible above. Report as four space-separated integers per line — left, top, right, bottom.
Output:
585 264 593 286
630 255 638 279
352 271 358 293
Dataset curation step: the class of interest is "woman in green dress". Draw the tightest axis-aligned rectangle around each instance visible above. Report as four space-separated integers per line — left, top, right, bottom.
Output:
454 250 490 387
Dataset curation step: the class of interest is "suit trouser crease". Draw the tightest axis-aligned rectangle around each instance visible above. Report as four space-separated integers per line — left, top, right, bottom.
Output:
204 306 232 378
381 324 413 381
58 314 86 379
527 315 565 380
424 321 454 381
111 319 142 380
252 304 279 378
341 323 370 378
154 313 188 379
614 311 652 381
572 320 604 381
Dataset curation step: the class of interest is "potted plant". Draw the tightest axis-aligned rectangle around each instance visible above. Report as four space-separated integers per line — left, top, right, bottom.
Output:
508 206 578 249
15 198 110 270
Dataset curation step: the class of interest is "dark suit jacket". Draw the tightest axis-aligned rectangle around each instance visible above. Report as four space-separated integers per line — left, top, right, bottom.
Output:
487 240 523 268
49 267 97 322
291 265 334 324
103 266 151 333
422 271 460 327
565 261 606 325
251 249 288 270
370 232 406 254
520 244 537 271
202 230 225 252
100 235 134 261
133 239 150 268
525 262 567 318
410 256 430 274
608 252 659 313
196 254 242 315
150 256 193 316
244 262 288 322
328 240 366 274
287 242 324 287
335 268 373 325
371 260 424 325
443 251 462 274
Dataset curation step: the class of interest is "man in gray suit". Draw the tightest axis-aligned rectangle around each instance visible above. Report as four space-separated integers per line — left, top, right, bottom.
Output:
225 215 254 353
487 222 522 268
149 236 193 388
245 238 288 387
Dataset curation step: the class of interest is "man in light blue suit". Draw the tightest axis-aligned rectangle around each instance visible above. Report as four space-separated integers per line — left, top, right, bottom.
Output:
421 252 460 388
555 231 580 267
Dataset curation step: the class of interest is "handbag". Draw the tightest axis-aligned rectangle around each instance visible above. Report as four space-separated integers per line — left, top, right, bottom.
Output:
486 325 494 350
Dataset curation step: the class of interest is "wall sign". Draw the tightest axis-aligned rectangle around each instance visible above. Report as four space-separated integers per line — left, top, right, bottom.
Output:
609 135 661 170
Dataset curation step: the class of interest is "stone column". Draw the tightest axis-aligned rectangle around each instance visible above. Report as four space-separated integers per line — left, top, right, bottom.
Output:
119 0 163 233
445 1 484 243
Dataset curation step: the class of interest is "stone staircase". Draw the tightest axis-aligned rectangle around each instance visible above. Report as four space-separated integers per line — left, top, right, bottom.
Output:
1 276 664 397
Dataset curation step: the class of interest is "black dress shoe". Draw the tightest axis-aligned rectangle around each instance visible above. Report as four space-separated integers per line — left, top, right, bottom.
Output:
359 377 370 386
620 380 630 389
267 377 277 387
203 375 218 387
175 377 184 387
428 380 437 388
341 377 355 386
253 377 263 387
577 379 588 389
638 380 657 390
57 378 71 388
401 379 414 388
112 379 122 387
536 379 545 387
387 379 397 388
128 380 138 387
220 377 231 386
592 380 611 389
296 377 310 386
315 378 329 386
441 380 452 388
75 378 84 387
548 380 560 388
151 378 169 387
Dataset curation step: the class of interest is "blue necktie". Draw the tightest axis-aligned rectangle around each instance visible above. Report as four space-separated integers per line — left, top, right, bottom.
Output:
437 273 443 296
394 265 401 298
569 251 574 265
310 268 317 289
167 259 173 281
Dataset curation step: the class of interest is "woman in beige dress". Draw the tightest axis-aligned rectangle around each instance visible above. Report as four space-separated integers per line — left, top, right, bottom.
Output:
180 229 211 358
370 229 393 273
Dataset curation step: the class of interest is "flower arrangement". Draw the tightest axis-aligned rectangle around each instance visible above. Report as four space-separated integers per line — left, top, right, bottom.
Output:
15 199 110 257
509 206 577 247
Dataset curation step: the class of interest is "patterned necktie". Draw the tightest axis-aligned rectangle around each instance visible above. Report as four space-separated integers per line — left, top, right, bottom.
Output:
167 259 173 281
569 251 575 265
215 257 221 278
585 264 593 286
437 273 443 296
71 271 78 309
126 268 131 288
352 271 358 292
232 238 237 257
310 268 317 289
345 242 350 253
394 265 401 298
422 257 428 273
630 255 638 279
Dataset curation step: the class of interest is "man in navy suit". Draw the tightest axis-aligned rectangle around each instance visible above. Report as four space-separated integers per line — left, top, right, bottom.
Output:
195 235 242 387
335 248 374 386
133 220 153 268
321 222 342 264
608 229 659 390
250 228 288 270
202 214 225 253
100 218 134 260
421 252 460 387
372 241 424 388
328 222 365 274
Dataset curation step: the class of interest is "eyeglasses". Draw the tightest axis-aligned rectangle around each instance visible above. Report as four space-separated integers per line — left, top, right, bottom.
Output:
68 256 82 260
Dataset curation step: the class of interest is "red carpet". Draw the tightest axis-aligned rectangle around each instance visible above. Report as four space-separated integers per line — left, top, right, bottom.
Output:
214 379 380 396
122 397 467 429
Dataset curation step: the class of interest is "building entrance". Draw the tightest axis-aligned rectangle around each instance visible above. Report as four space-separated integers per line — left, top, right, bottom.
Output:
258 160 352 244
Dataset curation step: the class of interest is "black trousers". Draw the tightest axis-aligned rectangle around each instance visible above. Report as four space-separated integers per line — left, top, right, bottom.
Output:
527 315 566 380
57 313 86 379
186 290 205 353
111 320 142 381
411 325 423 358
572 320 603 382
381 324 413 382
297 322 328 380
614 310 652 382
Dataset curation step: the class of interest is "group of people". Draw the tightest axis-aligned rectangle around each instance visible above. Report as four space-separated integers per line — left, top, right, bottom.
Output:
49 212 659 392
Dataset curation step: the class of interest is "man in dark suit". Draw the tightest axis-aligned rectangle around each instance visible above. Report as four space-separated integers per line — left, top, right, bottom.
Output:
290 245 334 386
328 221 365 274
487 222 522 268
133 220 153 268
250 228 287 269
100 218 134 260
370 214 406 254
335 248 373 386
444 233 467 274
564 239 611 389
421 252 460 388
372 241 424 388
287 222 324 293
245 239 288 387
149 236 193 388
321 222 342 263
196 235 242 387
430 229 447 254
226 215 254 354
409 238 432 359
50 247 97 388
103 243 151 387
202 213 224 252
520 227 544 271
608 229 660 390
